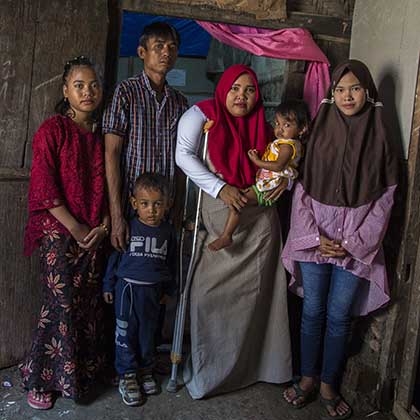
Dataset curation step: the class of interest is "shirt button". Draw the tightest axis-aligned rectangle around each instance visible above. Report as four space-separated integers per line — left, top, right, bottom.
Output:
336 189 340 193
344 240 348 244
316 236 320 241
338 228 341 232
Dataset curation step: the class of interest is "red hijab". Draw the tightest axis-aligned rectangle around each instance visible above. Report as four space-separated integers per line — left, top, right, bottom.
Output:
197 64 273 188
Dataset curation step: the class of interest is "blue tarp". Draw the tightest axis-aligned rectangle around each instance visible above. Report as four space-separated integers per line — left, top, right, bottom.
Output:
119 12 211 57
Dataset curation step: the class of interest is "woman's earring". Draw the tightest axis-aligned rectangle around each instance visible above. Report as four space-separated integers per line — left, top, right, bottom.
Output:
331 90 335 103
64 97 68 103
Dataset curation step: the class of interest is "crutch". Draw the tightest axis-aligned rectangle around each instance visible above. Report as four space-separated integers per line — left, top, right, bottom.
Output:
166 120 214 393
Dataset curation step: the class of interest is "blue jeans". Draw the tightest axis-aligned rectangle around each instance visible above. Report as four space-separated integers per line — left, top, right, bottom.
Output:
114 279 161 376
299 262 361 385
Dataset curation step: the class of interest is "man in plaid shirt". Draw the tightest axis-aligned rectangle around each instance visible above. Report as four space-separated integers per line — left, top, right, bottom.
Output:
103 22 188 252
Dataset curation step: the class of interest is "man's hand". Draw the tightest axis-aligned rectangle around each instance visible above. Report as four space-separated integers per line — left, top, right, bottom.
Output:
111 216 129 252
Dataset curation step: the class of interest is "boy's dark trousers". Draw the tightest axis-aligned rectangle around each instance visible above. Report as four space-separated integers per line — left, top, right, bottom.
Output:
113 278 161 376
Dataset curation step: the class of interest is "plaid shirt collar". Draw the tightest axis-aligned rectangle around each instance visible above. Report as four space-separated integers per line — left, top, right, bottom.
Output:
140 70 171 98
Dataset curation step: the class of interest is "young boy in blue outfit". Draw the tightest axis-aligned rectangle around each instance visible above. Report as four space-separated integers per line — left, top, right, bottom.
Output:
103 173 177 407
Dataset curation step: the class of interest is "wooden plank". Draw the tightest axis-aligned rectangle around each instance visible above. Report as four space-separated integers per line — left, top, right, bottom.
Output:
157 0 287 20
0 179 40 367
104 0 122 92
394 400 415 420
120 0 353 40
316 38 349 70
0 0 110 369
0 168 30 180
0 0 36 168
392 56 420 412
403 57 420 266
283 60 306 100
289 0 355 18
395 235 420 409
24 0 109 168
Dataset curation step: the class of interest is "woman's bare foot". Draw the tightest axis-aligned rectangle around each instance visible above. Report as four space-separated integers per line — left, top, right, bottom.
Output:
208 235 233 251
320 382 352 418
283 376 317 408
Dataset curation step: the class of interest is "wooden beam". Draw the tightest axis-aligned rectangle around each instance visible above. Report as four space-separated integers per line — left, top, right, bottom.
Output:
394 400 415 420
0 168 30 180
120 0 352 40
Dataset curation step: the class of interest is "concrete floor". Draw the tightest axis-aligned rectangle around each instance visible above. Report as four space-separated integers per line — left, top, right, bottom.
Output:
0 366 394 420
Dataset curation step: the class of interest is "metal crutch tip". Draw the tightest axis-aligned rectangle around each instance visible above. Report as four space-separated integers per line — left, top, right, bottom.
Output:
166 379 178 393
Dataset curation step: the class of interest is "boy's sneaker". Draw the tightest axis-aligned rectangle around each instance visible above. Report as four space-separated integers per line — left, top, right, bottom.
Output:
119 373 144 406
140 374 160 395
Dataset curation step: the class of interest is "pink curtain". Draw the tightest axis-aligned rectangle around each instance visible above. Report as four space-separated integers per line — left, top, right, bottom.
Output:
197 21 330 118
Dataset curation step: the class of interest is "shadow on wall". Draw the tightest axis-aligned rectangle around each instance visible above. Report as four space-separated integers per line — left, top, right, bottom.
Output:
377 70 407 295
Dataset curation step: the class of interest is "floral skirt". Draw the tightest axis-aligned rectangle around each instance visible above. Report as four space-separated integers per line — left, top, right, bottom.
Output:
20 233 107 399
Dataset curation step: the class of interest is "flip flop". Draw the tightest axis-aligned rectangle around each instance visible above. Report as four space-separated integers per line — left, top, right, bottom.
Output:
320 395 353 419
283 380 317 409
27 390 53 410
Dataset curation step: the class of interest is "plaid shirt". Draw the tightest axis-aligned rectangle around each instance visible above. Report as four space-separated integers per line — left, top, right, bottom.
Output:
103 71 188 215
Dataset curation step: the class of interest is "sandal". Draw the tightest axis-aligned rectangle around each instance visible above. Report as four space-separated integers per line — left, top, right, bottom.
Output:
27 390 53 410
283 379 317 409
320 395 353 419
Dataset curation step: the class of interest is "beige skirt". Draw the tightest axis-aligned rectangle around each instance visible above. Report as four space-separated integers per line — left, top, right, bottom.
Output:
184 192 292 399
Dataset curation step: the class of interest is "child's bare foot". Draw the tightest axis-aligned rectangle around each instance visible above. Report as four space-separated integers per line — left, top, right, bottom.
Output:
208 236 233 251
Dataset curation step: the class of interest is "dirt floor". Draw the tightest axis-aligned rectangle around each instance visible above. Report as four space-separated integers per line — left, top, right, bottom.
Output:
0 365 394 420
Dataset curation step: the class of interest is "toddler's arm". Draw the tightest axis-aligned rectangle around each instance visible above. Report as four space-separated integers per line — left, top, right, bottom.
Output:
103 292 114 304
248 144 294 172
102 250 121 304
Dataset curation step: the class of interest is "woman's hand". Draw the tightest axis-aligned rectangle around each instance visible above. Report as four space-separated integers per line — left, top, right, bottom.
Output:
318 236 346 258
218 184 248 211
263 178 288 202
70 223 91 244
78 225 108 250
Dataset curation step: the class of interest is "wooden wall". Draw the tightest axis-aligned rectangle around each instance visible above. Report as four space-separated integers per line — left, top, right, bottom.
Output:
0 0 109 368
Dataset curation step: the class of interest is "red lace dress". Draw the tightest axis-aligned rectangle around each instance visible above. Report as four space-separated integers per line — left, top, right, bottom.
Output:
20 115 108 399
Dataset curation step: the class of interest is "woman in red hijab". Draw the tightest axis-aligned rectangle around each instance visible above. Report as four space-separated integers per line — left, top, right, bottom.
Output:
176 64 292 398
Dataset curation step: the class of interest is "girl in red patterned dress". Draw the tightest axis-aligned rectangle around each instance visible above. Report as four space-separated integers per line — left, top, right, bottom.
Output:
21 56 110 409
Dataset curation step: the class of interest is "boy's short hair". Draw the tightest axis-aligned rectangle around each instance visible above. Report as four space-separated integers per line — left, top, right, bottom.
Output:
275 99 311 132
133 173 170 198
139 22 180 49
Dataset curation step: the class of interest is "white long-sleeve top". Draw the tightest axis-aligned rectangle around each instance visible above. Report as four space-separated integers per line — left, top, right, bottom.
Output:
175 105 226 198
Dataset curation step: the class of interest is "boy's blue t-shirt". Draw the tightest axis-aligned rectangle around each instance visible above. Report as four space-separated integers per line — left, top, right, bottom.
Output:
103 218 177 295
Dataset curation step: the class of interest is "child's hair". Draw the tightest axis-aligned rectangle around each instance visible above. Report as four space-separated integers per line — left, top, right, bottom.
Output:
275 99 311 141
133 173 169 198
139 22 180 49
55 55 100 119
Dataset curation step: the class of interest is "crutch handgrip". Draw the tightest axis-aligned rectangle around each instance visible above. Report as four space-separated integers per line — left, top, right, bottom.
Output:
203 119 214 133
